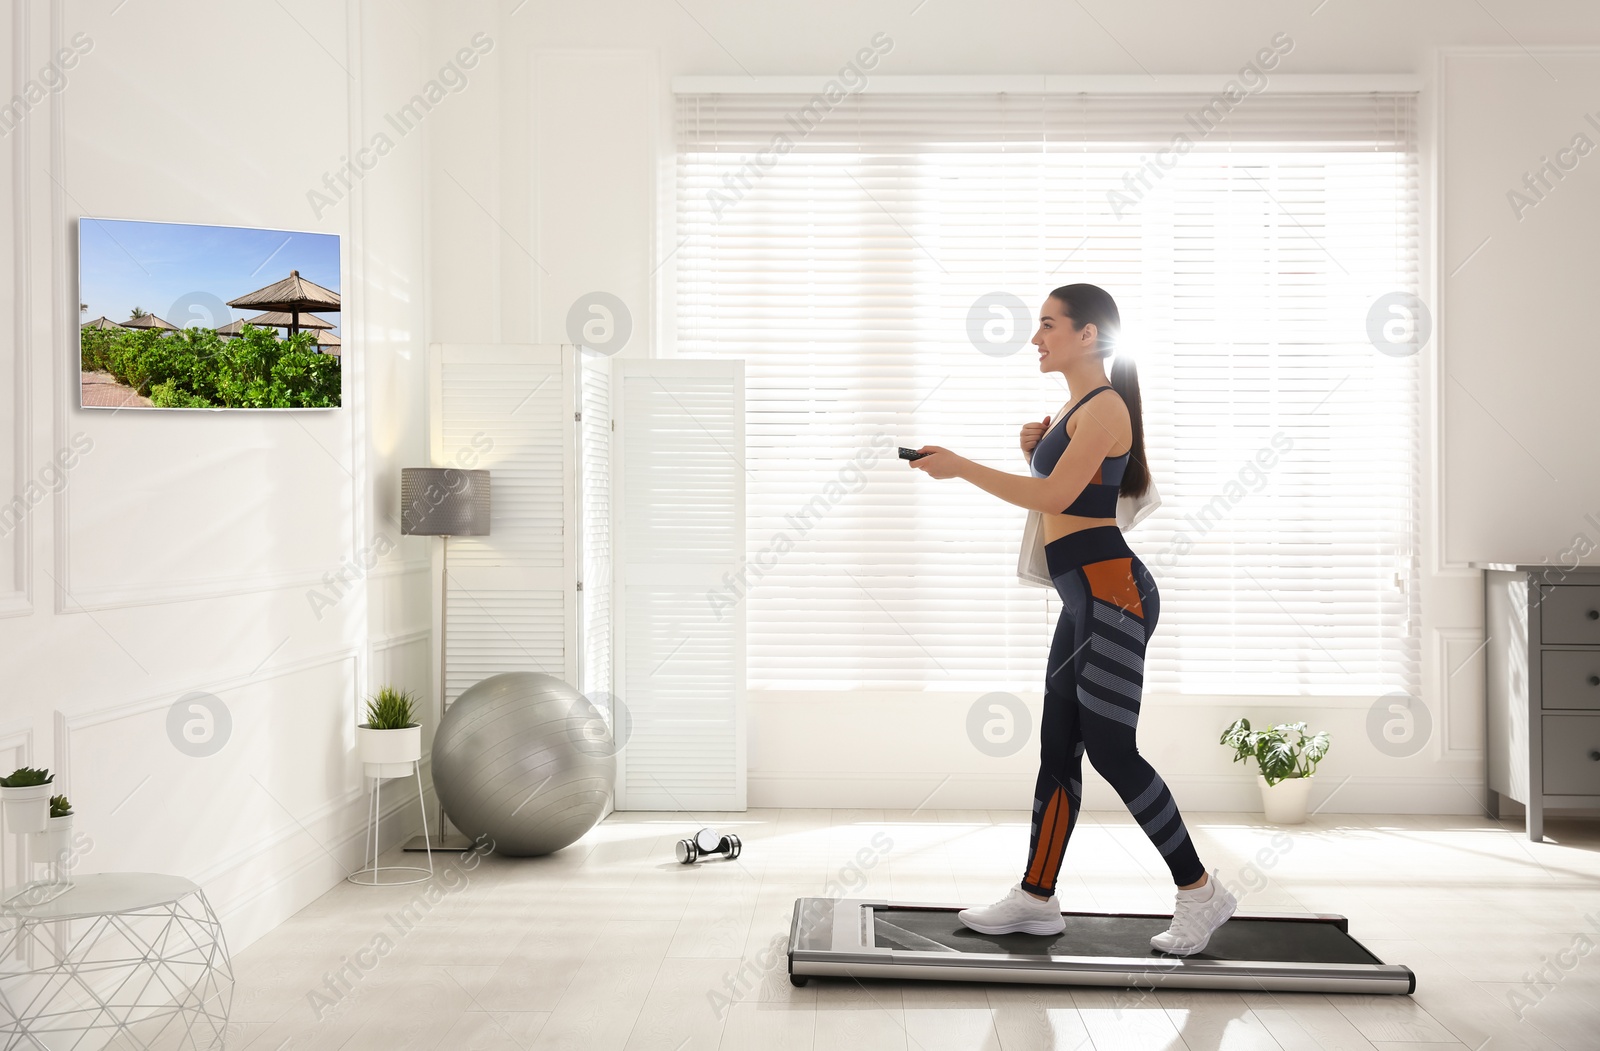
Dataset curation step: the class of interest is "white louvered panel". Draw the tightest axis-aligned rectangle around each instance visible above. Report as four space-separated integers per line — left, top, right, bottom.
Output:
621 381 741 565
620 585 741 807
615 361 745 810
430 344 581 711
438 357 565 568
674 90 1419 699
443 588 567 706
579 350 613 706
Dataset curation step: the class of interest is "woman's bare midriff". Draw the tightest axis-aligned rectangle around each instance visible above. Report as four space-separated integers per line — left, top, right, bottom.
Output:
1041 512 1117 545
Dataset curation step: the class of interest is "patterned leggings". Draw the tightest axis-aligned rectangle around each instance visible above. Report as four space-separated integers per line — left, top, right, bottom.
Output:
1020 525 1206 897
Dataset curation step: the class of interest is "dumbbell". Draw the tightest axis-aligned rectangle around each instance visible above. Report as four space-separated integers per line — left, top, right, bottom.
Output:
675 827 742 864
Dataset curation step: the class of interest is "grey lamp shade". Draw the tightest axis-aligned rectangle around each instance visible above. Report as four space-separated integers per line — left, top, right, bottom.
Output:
401 468 491 536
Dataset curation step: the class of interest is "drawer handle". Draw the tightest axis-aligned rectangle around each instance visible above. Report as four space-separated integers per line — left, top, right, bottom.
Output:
1592 751 1600 762
1590 610 1600 620
1591 676 1600 687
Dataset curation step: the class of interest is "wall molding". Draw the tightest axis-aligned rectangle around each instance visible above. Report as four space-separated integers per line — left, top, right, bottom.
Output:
0 723 35 896
369 627 432 720
53 555 430 614
372 627 430 650
1432 48 1473 576
0 0 434 963
57 563 370 614
52 644 365 799
205 766 420 941
48 0 69 623
0 722 33 757
47 0 375 619
1435 625 1488 759
189 765 369 890
750 691 1430 710
1424 53 1478 581
343 0 371 709
1433 47 1600 568
3 0 35 619
747 771 1498 815
371 558 431 580
49 644 386 948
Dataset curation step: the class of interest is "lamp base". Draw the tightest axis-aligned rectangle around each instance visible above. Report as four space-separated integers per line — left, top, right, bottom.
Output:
402 831 473 853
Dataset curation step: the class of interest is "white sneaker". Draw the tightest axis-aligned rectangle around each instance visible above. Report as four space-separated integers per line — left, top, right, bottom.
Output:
1150 869 1237 955
958 883 1066 936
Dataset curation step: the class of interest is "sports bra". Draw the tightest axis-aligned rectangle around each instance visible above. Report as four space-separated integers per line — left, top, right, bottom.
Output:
1027 385 1130 519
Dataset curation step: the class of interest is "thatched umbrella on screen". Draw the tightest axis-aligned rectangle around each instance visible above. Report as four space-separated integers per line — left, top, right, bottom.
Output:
226 270 340 338
247 310 335 331
121 311 177 331
80 316 122 330
217 310 335 338
314 330 341 355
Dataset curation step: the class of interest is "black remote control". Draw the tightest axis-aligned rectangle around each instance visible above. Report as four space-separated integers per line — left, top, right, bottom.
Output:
898 447 929 461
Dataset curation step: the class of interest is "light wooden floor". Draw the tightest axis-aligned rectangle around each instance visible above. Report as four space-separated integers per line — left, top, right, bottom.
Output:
223 808 1600 1051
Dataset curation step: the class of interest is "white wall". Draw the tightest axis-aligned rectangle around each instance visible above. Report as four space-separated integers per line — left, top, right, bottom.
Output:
6 3 1598 968
418 0 1600 817
1438 48 1600 567
0 0 435 954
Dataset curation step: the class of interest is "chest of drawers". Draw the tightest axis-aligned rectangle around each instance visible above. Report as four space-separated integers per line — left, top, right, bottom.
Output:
1485 568 1600 840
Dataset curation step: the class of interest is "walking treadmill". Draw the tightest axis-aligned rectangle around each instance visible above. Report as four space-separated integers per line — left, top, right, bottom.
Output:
787 897 1415 994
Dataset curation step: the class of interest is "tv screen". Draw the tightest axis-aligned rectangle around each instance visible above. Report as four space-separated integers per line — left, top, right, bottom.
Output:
77 217 342 410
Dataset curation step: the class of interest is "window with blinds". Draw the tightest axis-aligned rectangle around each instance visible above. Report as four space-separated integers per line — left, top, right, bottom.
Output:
673 90 1420 698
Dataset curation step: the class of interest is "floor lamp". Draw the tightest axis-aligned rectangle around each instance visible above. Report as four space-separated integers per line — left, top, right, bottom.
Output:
399 466 491 853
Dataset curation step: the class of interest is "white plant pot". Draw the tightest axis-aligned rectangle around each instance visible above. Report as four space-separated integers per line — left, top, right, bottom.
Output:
358 724 422 779
28 813 73 863
1 783 53 834
1257 774 1314 824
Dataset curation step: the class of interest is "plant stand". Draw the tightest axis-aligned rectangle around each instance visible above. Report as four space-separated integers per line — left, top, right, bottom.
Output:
1 800 71 909
347 760 434 887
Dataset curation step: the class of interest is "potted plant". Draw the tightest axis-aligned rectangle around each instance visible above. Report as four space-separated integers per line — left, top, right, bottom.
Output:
1220 718 1331 824
0 767 55 834
358 686 421 779
30 794 73 863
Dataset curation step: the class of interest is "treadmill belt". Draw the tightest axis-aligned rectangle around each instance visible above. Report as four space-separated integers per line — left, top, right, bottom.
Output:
873 908 1382 966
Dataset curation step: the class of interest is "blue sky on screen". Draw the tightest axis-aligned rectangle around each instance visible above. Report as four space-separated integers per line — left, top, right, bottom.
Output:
79 218 341 336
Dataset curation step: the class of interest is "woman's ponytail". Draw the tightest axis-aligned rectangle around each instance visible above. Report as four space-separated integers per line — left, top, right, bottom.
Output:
1049 282 1149 498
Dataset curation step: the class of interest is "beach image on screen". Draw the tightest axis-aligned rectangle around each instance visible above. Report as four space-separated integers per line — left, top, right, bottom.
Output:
78 218 342 410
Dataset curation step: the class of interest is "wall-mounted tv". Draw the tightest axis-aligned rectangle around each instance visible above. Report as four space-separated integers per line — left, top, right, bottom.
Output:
77 217 342 410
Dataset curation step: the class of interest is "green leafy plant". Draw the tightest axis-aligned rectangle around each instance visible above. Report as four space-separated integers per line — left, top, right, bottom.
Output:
48 795 71 818
78 325 340 408
1219 719 1330 787
364 686 418 730
0 767 54 788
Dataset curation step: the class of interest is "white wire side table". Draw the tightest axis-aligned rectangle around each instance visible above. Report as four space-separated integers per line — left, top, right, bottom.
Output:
0 872 233 1050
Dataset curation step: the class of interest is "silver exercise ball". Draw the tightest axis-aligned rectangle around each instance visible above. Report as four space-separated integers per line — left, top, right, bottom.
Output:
433 672 615 857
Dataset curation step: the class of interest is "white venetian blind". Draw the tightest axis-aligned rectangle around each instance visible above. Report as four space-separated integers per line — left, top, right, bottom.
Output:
674 90 1420 697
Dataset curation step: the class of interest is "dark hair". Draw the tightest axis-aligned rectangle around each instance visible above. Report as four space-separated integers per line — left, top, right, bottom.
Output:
1048 283 1149 498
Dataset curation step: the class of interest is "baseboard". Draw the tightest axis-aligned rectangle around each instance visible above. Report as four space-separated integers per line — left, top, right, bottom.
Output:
210 775 428 956
746 771 1535 816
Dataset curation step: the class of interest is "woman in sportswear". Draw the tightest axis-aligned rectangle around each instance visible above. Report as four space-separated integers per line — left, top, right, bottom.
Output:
908 283 1236 956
